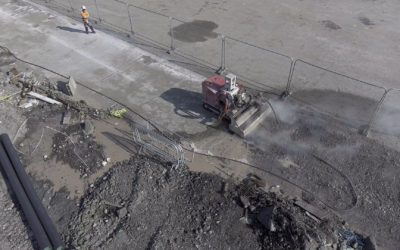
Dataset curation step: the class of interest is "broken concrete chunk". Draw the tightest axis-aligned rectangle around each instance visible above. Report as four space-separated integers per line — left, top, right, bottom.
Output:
68 76 77 96
257 206 275 231
19 102 33 109
118 207 128 218
240 195 250 208
239 208 251 225
62 111 72 125
84 120 94 135
57 76 77 96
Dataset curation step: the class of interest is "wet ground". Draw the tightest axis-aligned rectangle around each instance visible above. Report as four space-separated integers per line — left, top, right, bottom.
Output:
170 20 219 43
0 2 398 248
0 49 376 250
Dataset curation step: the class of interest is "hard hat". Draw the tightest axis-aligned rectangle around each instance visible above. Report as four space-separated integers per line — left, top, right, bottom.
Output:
81 5 86 10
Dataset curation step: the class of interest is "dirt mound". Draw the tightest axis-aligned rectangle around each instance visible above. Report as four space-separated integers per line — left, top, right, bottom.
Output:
63 156 346 249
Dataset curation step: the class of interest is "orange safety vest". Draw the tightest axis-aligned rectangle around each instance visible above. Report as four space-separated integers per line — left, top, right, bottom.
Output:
81 10 89 20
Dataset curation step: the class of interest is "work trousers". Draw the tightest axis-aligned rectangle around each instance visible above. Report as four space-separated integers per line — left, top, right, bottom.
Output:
83 19 95 33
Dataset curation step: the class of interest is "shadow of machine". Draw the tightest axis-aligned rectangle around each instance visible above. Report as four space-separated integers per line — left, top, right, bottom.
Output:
160 87 215 126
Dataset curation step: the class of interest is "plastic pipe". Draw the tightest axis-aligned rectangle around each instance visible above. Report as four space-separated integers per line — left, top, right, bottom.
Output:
0 144 52 250
0 134 64 250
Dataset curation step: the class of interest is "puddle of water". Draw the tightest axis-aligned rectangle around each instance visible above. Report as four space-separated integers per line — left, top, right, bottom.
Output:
171 20 218 43
27 158 84 199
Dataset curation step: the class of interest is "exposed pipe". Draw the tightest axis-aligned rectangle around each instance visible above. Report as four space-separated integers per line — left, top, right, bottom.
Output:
0 134 65 250
0 144 52 250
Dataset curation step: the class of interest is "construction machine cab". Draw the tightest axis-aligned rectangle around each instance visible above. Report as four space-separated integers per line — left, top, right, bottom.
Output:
224 73 237 92
202 73 270 137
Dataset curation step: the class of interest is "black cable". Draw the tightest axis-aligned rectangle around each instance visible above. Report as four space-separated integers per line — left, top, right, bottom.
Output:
190 149 357 212
263 99 280 124
1 45 357 212
0 45 162 133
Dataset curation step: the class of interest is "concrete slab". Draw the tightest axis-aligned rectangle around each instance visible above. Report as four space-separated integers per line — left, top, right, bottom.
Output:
121 0 400 89
0 0 213 136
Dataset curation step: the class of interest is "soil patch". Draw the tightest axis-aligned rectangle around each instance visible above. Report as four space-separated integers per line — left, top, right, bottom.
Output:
63 156 349 249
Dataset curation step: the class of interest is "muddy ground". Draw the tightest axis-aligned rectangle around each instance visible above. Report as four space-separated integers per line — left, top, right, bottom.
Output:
0 86 352 250
0 46 386 250
245 99 400 248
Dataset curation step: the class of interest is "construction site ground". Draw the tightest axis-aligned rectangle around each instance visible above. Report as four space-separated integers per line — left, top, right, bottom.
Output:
0 0 399 249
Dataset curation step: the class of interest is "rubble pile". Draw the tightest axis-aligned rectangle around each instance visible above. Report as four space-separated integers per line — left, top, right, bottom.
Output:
62 155 356 250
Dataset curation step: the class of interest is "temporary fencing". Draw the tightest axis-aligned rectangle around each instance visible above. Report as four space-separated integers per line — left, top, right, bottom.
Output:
287 59 387 129
224 36 294 94
369 89 400 135
20 0 400 140
133 123 185 166
171 18 222 68
96 0 131 33
127 5 172 48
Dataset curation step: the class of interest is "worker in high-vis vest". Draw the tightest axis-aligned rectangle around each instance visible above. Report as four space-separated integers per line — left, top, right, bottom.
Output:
81 6 95 34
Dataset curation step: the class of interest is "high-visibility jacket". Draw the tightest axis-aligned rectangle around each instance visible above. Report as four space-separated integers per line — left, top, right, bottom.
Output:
81 10 89 20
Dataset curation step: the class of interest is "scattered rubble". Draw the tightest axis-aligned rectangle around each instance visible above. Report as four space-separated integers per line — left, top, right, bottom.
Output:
62 156 355 250
0 46 381 250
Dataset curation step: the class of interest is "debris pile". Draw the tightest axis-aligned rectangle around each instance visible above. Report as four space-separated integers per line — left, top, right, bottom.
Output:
62 155 358 249
2 67 109 121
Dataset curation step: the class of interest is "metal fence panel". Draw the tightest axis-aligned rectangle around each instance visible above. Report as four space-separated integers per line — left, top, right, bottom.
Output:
128 5 171 49
225 37 293 94
30 0 72 15
288 60 386 128
370 89 400 135
171 18 221 68
50 0 71 10
95 0 131 32
67 0 100 20
133 123 184 166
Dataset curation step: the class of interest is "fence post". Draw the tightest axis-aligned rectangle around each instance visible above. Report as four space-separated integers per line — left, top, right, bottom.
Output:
127 4 134 34
168 17 175 53
93 0 102 22
217 35 226 74
67 0 73 12
282 57 295 98
360 88 390 136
